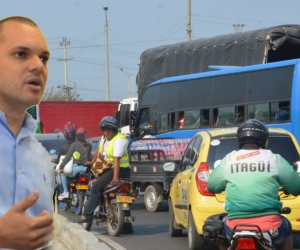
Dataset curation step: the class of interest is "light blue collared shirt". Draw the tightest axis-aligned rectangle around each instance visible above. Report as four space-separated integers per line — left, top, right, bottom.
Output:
0 110 54 219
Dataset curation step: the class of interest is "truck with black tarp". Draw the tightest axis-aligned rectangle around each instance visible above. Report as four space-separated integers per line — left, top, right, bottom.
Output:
136 24 300 103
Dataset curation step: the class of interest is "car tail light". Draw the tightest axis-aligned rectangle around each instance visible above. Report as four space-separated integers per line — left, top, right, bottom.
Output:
195 162 214 196
78 176 87 183
236 238 256 250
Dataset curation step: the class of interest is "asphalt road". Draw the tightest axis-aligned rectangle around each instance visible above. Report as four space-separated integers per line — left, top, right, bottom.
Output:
59 197 219 250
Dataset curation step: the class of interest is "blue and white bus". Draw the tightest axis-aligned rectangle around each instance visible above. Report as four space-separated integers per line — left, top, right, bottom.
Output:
131 58 300 142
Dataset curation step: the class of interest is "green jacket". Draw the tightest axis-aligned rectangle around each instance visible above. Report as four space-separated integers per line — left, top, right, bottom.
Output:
208 149 300 219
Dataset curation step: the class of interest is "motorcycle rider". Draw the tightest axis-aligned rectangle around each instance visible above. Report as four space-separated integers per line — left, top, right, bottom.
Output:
207 119 300 250
77 116 134 234
52 121 76 194
57 127 92 200
52 121 76 164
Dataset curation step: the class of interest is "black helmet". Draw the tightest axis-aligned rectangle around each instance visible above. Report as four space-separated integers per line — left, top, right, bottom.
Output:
237 119 269 149
202 213 229 245
100 116 119 133
63 121 76 140
138 122 154 137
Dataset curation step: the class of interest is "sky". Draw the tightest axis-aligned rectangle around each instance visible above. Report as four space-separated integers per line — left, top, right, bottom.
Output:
2 0 300 102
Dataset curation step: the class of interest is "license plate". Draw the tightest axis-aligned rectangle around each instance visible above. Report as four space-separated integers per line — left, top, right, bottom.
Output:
116 196 134 203
76 184 88 190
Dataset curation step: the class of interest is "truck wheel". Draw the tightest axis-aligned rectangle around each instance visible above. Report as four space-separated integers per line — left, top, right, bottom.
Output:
168 200 182 237
144 185 162 212
188 211 205 250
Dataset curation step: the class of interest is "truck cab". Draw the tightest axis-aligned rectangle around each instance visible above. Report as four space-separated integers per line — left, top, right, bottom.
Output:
114 97 138 137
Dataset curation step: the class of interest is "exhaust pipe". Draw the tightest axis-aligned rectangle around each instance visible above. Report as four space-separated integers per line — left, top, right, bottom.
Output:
124 216 135 223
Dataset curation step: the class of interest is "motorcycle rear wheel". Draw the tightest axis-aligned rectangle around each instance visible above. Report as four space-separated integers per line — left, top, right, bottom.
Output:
106 199 124 236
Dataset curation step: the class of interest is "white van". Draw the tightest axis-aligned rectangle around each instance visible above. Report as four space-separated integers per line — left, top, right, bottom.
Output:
114 97 138 137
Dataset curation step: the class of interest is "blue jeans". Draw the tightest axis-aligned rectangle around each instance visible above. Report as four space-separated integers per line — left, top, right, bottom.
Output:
60 164 87 193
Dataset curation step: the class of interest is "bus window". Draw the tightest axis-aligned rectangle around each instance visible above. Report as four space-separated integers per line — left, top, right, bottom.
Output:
235 105 245 125
201 109 209 127
178 112 185 128
184 110 200 128
169 112 175 130
158 114 168 133
119 104 130 128
273 101 290 122
213 106 235 127
138 108 150 127
248 103 269 123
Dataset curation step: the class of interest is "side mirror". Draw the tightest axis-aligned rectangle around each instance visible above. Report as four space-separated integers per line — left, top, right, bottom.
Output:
50 149 57 155
163 162 175 172
130 111 138 137
292 161 300 172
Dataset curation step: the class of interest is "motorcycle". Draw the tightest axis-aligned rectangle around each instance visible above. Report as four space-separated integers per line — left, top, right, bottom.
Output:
228 207 291 250
82 178 136 236
59 171 92 215
53 167 92 215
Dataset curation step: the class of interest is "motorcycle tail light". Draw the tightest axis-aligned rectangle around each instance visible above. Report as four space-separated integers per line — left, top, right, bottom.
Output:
119 184 130 192
78 176 87 183
109 193 115 198
236 238 256 250
195 162 214 196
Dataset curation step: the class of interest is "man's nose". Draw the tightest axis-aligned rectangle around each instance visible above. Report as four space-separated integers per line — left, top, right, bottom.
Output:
28 56 46 72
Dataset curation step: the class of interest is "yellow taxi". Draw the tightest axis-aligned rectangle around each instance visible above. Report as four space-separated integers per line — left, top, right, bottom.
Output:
166 128 300 250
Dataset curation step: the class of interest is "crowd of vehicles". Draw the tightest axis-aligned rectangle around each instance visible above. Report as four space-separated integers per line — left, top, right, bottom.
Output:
31 24 300 247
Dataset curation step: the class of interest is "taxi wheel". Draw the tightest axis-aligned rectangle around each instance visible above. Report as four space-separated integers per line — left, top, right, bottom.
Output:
144 185 162 212
168 200 182 237
188 211 205 250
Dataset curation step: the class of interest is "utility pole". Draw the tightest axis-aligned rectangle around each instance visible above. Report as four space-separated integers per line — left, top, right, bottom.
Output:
104 6 110 101
58 37 73 101
233 24 245 33
187 0 191 41
73 82 77 97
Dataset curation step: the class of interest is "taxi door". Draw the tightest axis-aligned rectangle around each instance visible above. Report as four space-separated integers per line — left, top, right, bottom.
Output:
173 137 202 226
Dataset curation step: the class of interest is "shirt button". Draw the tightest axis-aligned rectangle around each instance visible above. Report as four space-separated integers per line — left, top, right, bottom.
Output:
18 169 22 175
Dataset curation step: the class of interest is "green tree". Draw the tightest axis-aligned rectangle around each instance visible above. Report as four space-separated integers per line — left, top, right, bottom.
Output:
42 87 82 101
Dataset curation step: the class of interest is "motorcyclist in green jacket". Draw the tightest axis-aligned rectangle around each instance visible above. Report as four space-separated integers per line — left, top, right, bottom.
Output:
208 119 300 250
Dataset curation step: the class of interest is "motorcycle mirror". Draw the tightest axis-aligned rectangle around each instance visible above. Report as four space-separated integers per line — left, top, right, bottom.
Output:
292 161 300 172
50 149 57 155
163 162 175 172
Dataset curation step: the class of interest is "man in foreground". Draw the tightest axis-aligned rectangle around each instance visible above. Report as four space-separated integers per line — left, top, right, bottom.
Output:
0 16 54 249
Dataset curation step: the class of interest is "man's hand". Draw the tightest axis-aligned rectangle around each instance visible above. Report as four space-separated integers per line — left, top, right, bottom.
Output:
51 158 56 163
0 190 54 250
85 160 93 166
57 169 64 173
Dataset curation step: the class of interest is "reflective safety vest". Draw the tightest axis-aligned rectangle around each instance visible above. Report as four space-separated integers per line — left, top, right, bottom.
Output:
99 133 130 168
